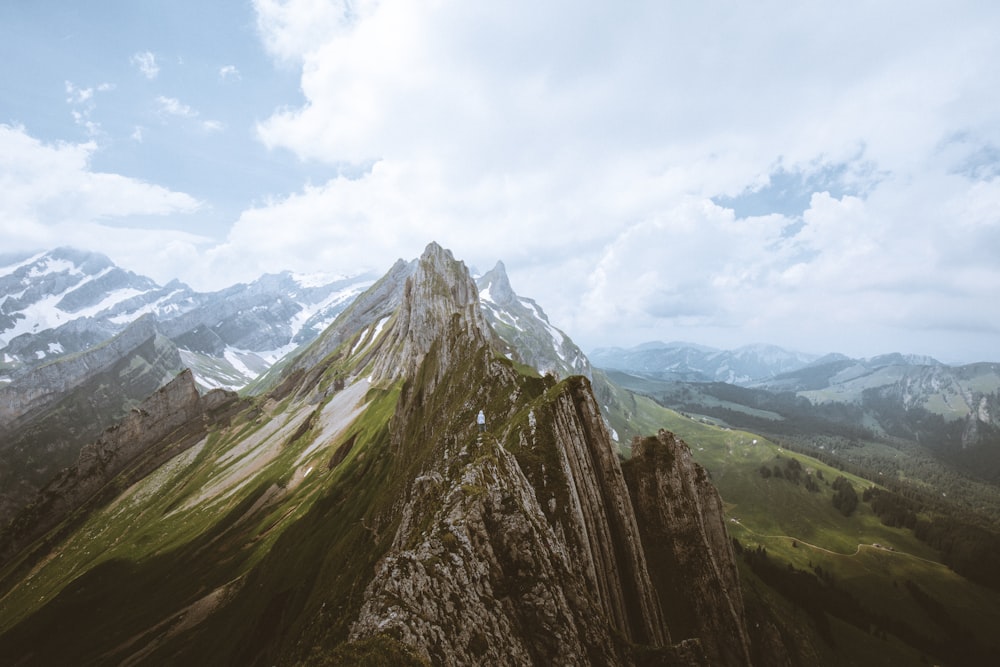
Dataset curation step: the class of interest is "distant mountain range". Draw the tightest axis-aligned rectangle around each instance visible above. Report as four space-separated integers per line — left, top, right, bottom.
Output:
598 340 1000 487
589 341 820 385
589 340 951 386
0 247 376 390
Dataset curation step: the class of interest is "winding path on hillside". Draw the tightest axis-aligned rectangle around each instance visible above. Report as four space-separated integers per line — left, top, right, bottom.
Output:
728 517 941 566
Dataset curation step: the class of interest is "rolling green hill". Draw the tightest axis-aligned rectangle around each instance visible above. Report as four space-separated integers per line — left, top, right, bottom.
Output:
595 369 1000 665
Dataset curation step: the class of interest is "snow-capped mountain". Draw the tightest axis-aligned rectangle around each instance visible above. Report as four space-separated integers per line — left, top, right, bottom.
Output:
589 340 819 385
475 261 591 380
0 248 375 389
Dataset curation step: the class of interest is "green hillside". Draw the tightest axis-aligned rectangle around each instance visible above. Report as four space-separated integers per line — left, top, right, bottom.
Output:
596 370 1000 664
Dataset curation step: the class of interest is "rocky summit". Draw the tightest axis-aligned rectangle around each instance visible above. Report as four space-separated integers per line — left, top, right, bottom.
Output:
0 242 769 665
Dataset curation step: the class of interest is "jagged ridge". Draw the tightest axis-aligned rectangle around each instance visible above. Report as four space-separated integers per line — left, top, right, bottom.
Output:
0 242 754 666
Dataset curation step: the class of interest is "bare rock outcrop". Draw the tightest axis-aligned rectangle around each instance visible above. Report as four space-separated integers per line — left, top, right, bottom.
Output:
1 369 241 565
0 315 177 428
346 244 740 666
368 242 497 388
623 430 754 666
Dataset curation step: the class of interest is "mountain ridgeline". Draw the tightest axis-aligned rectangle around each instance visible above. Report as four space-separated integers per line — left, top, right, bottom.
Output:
0 243 765 665
0 249 373 527
598 341 1000 486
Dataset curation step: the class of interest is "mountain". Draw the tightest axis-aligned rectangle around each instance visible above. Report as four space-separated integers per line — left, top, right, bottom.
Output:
0 247 375 391
0 248 374 526
590 341 819 385
754 356 1000 450
0 315 185 523
0 242 762 666
476 261 591 380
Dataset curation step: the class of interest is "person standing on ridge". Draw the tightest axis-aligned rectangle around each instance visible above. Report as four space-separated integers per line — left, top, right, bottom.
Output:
477 409 486 432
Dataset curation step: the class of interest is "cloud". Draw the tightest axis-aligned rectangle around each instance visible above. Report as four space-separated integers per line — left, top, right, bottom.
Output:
253 0 377 63
156 95 198 118
227 2 1000 360
219 65 241 81
155 96 224 133
131 51 160 79
0 124 202 255
64 81 115 136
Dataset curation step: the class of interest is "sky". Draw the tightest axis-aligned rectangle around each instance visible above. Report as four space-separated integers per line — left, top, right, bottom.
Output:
2 1 999 363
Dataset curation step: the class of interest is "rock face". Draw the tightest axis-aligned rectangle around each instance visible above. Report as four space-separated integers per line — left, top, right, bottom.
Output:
349 375 677 665
0 369 241 565
623 430 754 666
0 315 175 426
368 243 497 388
344 244 744 665
0 316 186 524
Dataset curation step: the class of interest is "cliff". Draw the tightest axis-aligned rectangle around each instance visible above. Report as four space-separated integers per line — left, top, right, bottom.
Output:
0 316 186 524
623 430 754 666
0 369 241 567
0 315 177 427
341 244 741 665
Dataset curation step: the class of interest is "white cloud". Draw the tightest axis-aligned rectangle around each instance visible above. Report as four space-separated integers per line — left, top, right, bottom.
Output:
131 51 160 79
64 81 94 105
253 0 378 63
155 97 224 133
0 124 202 257
209 2 1000 360
156 95 198 118
64 81 114 136
219 65 241 80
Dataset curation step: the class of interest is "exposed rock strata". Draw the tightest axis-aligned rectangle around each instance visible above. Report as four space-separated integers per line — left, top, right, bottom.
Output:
347 244 740 665
0 317 186 524
623 430 754 666
0 369 241 566
0 315 176 427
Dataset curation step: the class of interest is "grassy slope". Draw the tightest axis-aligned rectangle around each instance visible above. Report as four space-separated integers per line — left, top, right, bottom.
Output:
598 373 1000 663
0 340 408 665
0 312 550 665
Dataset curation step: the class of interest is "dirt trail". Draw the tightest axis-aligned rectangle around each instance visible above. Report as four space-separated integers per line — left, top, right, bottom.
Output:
728 518 941 565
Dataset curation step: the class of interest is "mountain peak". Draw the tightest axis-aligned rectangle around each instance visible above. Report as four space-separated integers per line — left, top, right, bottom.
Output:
368 242 494 384
478 260 517 306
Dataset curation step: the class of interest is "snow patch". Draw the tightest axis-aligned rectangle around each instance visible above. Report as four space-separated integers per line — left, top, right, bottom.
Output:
371 316 390 342
288 281 373 338
292 271 346 288
349 316 390 358
223 347 259 382
107 288 188 325
0 251 47 277
351 327 370 355
28 257 81 279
